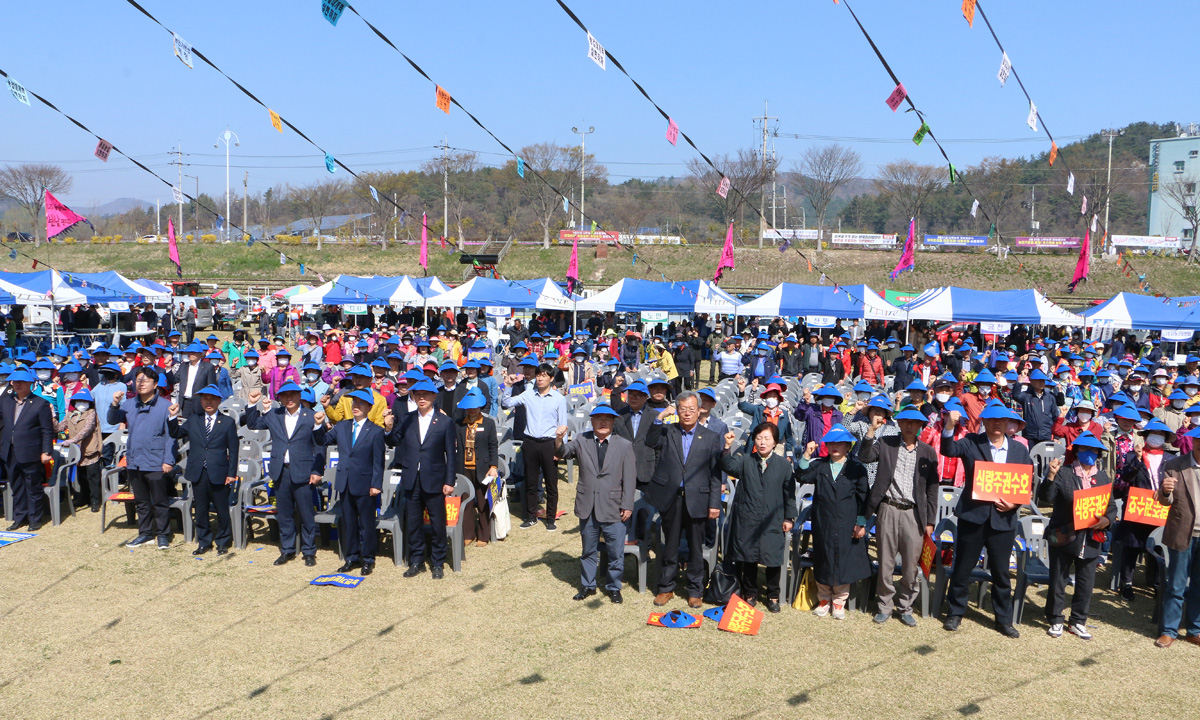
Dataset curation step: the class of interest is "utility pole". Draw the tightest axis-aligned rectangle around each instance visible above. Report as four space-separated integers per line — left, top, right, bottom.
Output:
242 171 248 243
1100 128 1124 255
215 128 240 242
392 192 397 250
156 199 160 238
169 143 184 236
572 126 594 230
184 175 199 241
753 101 777 249
436 139 450 241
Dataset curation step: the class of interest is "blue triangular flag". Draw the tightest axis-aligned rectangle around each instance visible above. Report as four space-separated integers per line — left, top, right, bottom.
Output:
324 152 336 174
517 157 525 178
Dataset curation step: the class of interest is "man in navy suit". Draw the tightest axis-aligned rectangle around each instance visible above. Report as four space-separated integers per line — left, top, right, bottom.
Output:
244 381 328 567
168 384 239 555
174 342 217 419
319 389 386 576
0 367 54 531
940 403 1034 638
386 377 457 579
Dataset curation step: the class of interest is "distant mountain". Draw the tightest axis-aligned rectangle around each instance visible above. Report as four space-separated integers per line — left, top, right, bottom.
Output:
91 197 153 217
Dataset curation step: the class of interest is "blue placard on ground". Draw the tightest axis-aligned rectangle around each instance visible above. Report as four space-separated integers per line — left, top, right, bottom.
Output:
0 531 35 548
310 573 364 589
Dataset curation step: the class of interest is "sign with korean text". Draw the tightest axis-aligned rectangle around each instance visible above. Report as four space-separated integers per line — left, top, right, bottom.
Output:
558 229 620 243
717 594 764 635
1123 486 1168 527
924 234 988 247
422 496 462 527
568 381 595 401
884 290 920 307
971 461 1033 505
805 315 836 328
1112 235 1181 249
1072 485 1111 530
981 322 1011 335
343 303 368 315
1161 329 1194 342
831 233 897 246
918 531 937 579
1013 236 1080 249
310 573 363 588
762 229 820 241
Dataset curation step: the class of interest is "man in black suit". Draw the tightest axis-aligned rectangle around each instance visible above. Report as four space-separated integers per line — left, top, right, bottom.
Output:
940 403 1033 638
319 389 386 576
614 380 659 489
386 377 458 579
0 367 54 531
168 385 239 555
244 381 328 567
643 390 724 608
175 342 217 418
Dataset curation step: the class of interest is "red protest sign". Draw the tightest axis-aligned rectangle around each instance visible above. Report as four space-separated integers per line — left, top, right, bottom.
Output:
422 496 462 526
1123 486 1168 527
918 531 937 579
435 85 451 114
1072 485 1111 530
971 461 1033 505
717 593 764 636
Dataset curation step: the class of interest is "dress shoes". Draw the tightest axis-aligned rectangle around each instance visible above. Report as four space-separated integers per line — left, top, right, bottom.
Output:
337 560 361 573
361 562 374 576
273 553 295 566
744 597 757 607
1185 635 1200 647
303 556 317 567
28 522 43 532
6 521 27 531
766 599 781 614
610 591 623 604
193 546 212 556
688 597 703 609
573 588 597 601
1155 634 1175 648
403 564 426 578
653 592 673 606
431 566 444 579
216 546 230 556
943 616 961 632
995 623 1020 639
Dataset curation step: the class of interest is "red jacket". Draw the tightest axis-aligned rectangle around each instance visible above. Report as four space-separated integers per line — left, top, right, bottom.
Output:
858 355 885 386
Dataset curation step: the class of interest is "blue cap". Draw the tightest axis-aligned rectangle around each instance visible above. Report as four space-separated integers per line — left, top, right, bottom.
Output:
370 358 391 370
894 406 928 423
1169 389 1189 401
519 356 539 368
416 338 431 347
59 361 82 374
471 340 488 349
1141 419 1175 438
276 381 302 395
463 359 481 370
100 362 122 374
1096 370 1110 379
942 398 965 415
70 387 94 403
933 373 957 388
572 346 588 355
979 404 1011 420
904 380 928 393
196 384 223 398
1072 431 1105 451
589 404 619 417
299 388 315 404
31 359 54 370
347 364 373 378
1004 370 1019 382
49 345 69 357
157 373 168 389
1186 426 1200 439
605 358 620 367
439 361 459 373
401 369 426 384
275 348 292 358
1078 368 1095 378
698 387 717 401
544 351 560 360
182 342 205 354
347 389 376 405
868 395 893 412
1112 405 1141 421
512 341 528 351
302 361 321 372
757 332 769 340
7 368 35 383
244 350 260 359
974 369 996 385
457 388 487 410
853 380 874 393
410 378 438 394
821 426 855 444
575 329 591 337
626 380 649 395
1029 369 1050 381
1181 375 1200 387
814 383 842 399
478 355 493 367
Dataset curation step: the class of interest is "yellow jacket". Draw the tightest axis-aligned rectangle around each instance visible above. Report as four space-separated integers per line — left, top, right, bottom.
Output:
324 388 388 427
657 350 678 380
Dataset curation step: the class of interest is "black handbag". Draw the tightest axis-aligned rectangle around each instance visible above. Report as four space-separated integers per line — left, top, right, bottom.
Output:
703 527 738 605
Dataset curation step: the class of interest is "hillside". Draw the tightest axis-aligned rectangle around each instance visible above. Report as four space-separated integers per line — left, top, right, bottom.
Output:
7 241 1195 305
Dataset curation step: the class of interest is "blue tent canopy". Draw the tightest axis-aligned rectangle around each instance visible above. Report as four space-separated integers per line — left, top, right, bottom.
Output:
901 287 1084 326
574 279 740 313
734 283 902 320
1082 292 1200 330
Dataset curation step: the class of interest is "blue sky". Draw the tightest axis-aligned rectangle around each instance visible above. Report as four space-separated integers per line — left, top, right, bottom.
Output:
1 0 1192 211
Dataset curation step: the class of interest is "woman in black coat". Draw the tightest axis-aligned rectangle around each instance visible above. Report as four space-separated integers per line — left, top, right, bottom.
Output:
797 425 870 619
455 389 498 546
720 422 798 613
820 345 845 386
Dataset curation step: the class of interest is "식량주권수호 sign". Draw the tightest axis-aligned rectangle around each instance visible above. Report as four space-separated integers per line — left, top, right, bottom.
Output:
970 461 1033 505
1072 485 1111 530
1013 236 1080 248
923 234 988 246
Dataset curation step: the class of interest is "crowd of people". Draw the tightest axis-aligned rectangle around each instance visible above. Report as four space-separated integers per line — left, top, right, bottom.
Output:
2 310 1199 648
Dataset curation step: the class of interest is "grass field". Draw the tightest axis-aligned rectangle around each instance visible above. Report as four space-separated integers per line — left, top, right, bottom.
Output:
1 469 1195 720
9 241 1199 302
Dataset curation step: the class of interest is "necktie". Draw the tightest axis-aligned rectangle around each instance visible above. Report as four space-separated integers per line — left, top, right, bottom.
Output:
205 414 214 438
353 420 361 445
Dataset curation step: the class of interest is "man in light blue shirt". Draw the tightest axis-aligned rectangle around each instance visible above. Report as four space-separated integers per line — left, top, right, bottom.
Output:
502 363 569 530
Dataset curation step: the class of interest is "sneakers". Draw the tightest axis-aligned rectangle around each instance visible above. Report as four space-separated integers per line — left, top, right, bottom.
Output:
898 613 917 627
831 603 847 620
157 538 170 550
126 535 154 548
873 613 889 625
545 521 557 532
812 601 831 617
1047 622 1064 638
519 518 539 529
1067 622 1092 640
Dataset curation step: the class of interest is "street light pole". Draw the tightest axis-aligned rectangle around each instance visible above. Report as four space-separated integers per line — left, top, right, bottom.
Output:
572 126 594 230
1100 128 1124 255
214 128 240 242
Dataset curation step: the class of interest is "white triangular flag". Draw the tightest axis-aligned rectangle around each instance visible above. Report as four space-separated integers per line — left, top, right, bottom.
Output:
587 32 606 70
280 252 286 265
172 33 193 69
970 199 980 218
1081 196 1088 215
997 52 1012 87
172 185 184 204
369 185 379 203
1067 172 1075 195
1026 101 1038 132
1091 214 1098 233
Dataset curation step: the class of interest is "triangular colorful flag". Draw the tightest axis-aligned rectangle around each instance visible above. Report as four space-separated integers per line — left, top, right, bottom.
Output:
322 0 347 26
566 239 580 293
435 85 451 114
517 157 525 178
889 217 916 280
45 191 93 239
1068 227 1090 293
419 212 429 270
1048 141 1058 167
714 222 736 284
962 0 976 27
167 219 182 279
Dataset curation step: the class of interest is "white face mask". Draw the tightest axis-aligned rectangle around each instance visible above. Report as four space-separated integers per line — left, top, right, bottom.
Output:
574 357 585 363
1186 387 1198 397
75 402 90 411
61 373 79 383
976 384 992 395
997 377 1008 387
820 397 837 408
764 397 779 409
1076 412 1092 424
1190 415 1200 426
306 373 320 382
757 349 768 356
935 392 951 403
278 358 290 367
1155 377 1168 386
1173 399 1187 409
1057 374 1069 382
857 392 871 401
1129 383 1143 392
1146 433 1166 449
36 370 52 381
247 359 258 367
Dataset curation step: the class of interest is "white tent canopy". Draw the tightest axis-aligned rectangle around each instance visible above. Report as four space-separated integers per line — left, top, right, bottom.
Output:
900 287 1084 326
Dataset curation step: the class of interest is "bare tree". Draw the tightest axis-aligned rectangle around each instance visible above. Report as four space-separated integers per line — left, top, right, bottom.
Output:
422 151 480 246
874 161 945 237
289 179 346 250
794 144 861 251
0 163 73 246
686 148 771 242
962 157 1022 242
1158 174 1200 263
350 171 420 251
507 143 605 249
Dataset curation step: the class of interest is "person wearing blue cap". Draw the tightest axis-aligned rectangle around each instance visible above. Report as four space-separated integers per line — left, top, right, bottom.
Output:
30 360 66 421
1040 433 1115 640
108 367 177 548
797 425 870 620
323 366 387 428
317 389 386 576
795 384 846 456
1013 368 1065 445
735 381 795 458
1 365 55 531
860 405 938 625
299 361 330 400
168 386 240 556
206 352 234 399
453 388 498 549
502 363 569 530
744 340 775 384
858 343 886 388
386 377 458 579
176 342 217 419
820 343 847 386
245 381 329 567
232 350 265 403
57 388 103 512
891 343 918 394
264 348 301 400
940 402 1035 638
1146 425 1200 646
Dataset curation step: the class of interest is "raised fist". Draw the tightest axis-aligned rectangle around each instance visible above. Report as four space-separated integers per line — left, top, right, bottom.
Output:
383 412 394 431
261 395 272 412
804 441 819 459
870 413 886 430
247 389 262 405
737 376 747 393
724 431 736 450
555 425 569 439
313 411 326 426
947 410 961 427
1162 476 1176 494
1047 457 1063 476
169 403 180 418
111 392 122 407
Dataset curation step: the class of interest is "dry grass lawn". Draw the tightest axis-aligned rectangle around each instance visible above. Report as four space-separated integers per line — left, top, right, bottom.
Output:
1 490 1197 720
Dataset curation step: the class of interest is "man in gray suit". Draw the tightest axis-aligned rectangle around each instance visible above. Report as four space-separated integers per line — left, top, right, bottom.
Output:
556 404 637 604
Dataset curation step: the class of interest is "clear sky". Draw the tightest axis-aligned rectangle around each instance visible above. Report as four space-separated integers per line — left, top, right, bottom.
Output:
1 0 1193 212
